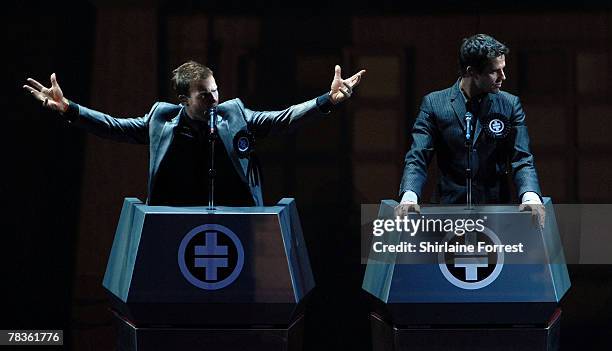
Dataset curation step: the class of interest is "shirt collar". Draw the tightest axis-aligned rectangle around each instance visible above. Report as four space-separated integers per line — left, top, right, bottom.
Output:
181 109 208 134
459 78 485 105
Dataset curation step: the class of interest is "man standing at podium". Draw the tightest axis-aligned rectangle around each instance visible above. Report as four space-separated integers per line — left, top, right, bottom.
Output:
396 34 544 226
24 61 365 206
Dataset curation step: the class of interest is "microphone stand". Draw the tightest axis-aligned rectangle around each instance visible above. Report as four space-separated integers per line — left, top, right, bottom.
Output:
465 112 474 210
208 107 217 210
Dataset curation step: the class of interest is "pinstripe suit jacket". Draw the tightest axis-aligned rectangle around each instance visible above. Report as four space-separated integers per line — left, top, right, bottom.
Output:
68 95 329 206
399 80 541 204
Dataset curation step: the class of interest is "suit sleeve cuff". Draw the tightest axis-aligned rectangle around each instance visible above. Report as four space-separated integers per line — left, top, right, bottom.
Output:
521 191 542 204
315 92 333 114
401 190 419 204
60 99 79 123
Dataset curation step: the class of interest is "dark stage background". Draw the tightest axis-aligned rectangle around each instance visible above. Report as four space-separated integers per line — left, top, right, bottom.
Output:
4 1 612 350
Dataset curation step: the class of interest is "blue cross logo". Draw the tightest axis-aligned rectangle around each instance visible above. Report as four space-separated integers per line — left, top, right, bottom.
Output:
452 232 488 281
194 232 229 281
489 119 504 134
178 224 245 290
454 257 488 281
237 137 250 153
439 227 504 290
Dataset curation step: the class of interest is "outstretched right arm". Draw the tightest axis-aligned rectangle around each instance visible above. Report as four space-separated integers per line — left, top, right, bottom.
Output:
23 73 150 144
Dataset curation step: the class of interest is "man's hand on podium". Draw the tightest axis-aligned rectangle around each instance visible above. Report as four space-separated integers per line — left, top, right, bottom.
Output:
395 202 421 217
519 203 546 229
396 190 420 216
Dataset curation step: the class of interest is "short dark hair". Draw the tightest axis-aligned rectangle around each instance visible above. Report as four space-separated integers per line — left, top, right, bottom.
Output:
458 34 509 76
171 61 213 96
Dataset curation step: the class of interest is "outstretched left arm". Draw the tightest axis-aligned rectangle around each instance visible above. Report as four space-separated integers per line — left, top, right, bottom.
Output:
244 65 366 137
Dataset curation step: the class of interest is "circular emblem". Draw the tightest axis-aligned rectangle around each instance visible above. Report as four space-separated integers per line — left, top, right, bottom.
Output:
438 226 504 290
483 113 510 139
233 130 255 158
178 224 244 290
237 136 250 153
489 119 504 134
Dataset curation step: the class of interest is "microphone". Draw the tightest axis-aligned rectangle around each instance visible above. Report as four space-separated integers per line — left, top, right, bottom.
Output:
208 107 217 135
464 111 473 142
207 106 218 209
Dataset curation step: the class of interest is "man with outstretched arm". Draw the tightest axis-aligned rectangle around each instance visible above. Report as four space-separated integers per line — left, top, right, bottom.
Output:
24 61 365 206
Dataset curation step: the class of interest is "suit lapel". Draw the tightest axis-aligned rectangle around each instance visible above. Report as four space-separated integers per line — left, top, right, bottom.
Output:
450 80 467 131
472 93 496 145
151 109 180 183
216 112 249 184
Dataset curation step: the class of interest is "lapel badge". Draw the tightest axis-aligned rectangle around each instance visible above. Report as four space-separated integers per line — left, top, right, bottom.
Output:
483 112 510 139
233 130 255 158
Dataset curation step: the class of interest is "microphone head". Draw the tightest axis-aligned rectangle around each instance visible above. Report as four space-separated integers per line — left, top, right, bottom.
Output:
465 111 473 120
208 107 218 132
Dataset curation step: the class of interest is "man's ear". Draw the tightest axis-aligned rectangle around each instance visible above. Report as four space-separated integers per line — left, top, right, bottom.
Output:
465 66 475 77
178 95 189 105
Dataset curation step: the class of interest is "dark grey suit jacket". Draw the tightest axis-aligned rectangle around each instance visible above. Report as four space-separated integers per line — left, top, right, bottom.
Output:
399 80 541 204
68 95 330 206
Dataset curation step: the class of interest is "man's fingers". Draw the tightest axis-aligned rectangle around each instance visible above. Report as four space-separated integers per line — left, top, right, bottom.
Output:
339 88 351 98
521 203 546 229
537 207 546 228
50 73 59 88
26 78 46 91
394 205 403 217
342 82 353 94
394 203 421 217
349 70 366 86
334 65 342 80
23 85 42 101
23 85 37 95
395 204 410 217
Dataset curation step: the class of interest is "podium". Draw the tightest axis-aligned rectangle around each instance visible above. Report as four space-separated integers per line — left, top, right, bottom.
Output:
363 198 570 351
103 198 314 351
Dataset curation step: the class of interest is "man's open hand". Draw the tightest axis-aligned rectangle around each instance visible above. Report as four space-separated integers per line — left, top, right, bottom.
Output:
23 73 69 113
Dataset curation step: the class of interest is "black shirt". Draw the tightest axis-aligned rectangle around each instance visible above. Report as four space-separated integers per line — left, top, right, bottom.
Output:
149 111 253 206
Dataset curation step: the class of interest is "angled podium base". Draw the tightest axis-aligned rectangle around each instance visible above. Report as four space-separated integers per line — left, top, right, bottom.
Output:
370 309 561 351
114 310 305 351
104 198 314 350
364 198 569 351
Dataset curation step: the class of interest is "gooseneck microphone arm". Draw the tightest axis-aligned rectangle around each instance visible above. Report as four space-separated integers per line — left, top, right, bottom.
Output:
464 111 474 209
208 107 218 210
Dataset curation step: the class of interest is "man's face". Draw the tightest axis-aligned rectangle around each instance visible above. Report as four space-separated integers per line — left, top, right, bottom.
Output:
473 55 506 94
185 76 219 120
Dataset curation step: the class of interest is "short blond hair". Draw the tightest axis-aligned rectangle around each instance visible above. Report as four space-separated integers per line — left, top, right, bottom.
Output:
171 61 213 96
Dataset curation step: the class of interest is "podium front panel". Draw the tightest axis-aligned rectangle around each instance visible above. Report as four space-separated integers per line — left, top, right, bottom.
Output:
103 198 314 325
362 198 571 325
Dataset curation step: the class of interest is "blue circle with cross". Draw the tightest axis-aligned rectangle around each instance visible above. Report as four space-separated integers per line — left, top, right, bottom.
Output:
178 224 245 290
488 119 505 134
438 226 504 290
237 136 250 153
